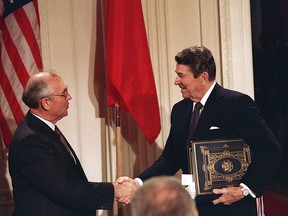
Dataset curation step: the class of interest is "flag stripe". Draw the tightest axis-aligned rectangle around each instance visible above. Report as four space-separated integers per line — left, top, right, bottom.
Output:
1 44 27 112
32 0 40 24
3 16 39 78
2 20 30 87
0 108 13 145
14 5 42 69
0 61 24 124
0 85 18 142
0 83 20 132
0 0 42 147
25 2 42 65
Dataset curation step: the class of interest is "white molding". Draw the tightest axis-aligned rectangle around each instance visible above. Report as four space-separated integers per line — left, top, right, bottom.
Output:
219 0 254 98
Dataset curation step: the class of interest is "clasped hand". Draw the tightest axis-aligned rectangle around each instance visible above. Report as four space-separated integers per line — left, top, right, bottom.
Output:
113 176 139 204
212 186 244 206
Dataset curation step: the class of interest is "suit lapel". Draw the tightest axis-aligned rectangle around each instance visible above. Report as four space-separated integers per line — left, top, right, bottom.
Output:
26 112 87 178
194 83 224 139
26 112 58 139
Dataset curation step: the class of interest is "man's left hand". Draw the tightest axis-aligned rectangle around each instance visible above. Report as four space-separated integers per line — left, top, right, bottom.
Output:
212 187 244 206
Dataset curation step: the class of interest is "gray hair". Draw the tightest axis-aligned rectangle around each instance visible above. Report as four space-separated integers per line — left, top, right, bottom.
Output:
131 176 195 216
22 72 60 108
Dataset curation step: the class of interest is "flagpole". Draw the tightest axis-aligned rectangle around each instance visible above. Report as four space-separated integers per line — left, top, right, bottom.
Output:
115 103 123 177
115 104 124 216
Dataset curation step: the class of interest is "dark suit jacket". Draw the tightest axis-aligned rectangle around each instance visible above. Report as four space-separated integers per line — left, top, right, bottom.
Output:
9 112 114 216
137 83 282 216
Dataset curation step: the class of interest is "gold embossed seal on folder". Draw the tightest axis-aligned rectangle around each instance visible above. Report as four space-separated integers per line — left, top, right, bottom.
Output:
188 139 251 195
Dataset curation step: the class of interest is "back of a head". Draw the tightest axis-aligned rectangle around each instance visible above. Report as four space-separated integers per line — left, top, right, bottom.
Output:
131 176 195 216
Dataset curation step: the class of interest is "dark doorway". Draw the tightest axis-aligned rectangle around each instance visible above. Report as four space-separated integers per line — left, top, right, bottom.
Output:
251 0 288 192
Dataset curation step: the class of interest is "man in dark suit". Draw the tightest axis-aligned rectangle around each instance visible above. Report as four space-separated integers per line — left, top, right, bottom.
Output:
9 72 136 216
135 46 282 216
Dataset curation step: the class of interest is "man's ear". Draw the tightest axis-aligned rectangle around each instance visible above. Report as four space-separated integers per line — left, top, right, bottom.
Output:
200 72 209 85
40 98 50 111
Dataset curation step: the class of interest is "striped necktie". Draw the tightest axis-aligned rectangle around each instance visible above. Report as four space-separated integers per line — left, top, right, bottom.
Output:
187 102 203 142
55 126 77 164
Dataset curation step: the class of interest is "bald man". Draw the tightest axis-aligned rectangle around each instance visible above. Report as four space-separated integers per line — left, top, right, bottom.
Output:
9 72 136 216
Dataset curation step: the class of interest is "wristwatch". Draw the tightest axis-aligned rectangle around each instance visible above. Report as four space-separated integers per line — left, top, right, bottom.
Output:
240 186 249 196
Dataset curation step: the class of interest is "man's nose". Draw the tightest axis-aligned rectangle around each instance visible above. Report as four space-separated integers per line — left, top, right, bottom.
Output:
174 76 181 85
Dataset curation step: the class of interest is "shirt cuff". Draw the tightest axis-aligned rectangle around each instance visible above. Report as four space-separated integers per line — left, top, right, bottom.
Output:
134 178 143 187
240 183 256 198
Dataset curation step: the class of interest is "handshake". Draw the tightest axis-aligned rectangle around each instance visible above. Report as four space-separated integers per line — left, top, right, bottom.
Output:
113 176 140 204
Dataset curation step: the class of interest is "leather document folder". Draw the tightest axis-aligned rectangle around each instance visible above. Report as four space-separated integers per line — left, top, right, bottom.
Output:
188 139 251 195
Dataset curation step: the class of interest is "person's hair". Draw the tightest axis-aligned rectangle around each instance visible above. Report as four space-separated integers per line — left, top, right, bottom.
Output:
175 45 216 81
22 72 60 108
131 176 195 216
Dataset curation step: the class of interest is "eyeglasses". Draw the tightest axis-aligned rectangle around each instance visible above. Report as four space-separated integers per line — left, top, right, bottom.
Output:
52 87 70 99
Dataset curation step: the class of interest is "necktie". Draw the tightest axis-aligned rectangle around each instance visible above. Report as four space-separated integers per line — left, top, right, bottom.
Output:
55 126 77 164
187 102 203 143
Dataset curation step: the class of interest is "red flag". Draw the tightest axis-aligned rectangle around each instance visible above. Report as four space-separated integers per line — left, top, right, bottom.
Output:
0 0 42 147
105 0 161 144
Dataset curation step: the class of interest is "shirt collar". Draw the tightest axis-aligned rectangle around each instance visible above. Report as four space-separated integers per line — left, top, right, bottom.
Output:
199 81 216 106
31 113 55 131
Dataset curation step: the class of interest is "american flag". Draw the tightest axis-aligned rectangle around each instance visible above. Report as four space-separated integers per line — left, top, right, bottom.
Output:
0 0 42 148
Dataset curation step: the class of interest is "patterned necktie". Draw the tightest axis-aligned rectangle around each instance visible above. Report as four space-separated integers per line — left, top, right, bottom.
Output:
187 102 203 143
55 126 77 164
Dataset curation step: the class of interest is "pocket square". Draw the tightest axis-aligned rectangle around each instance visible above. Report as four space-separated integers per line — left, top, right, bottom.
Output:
209 126 220 130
